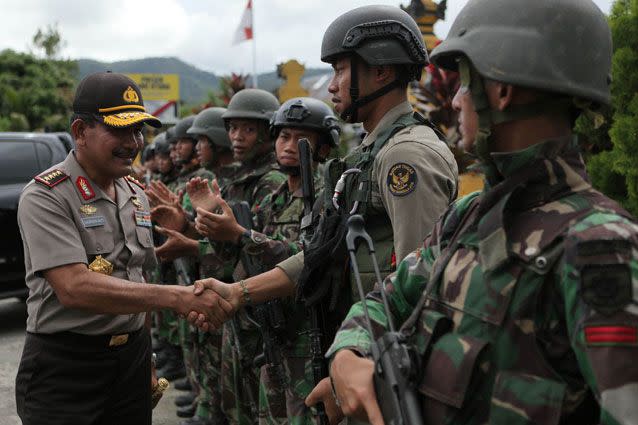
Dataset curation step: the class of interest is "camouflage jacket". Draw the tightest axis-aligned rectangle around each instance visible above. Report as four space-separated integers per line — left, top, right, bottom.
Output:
199 152 286 280
328 137 638 425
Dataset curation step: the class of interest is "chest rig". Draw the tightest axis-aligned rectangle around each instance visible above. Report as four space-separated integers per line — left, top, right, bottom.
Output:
325 112 436 294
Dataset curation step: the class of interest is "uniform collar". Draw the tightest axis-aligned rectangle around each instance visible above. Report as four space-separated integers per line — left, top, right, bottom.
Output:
361 101 413 148
64 151 138 208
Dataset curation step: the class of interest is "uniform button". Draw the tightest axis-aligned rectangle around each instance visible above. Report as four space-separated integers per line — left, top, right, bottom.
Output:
535 256 548 269
96 244 102 252
146 237 151 243
524 247 538 257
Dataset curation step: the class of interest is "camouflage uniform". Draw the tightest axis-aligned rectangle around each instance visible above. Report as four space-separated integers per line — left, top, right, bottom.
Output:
198 151 285 425
329 137 638 424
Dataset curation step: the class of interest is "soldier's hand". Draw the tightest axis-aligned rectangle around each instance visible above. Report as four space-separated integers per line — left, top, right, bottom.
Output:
195 199 246 243
330 349 384 425
187 278 239 330
151 204 188 233
155 226 199 261
176 285 233 331
147 180 180 207
305 377 344 425
186 177 221 213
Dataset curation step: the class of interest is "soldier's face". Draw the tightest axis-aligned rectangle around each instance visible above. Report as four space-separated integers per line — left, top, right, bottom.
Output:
175 138 195 163
275 128 321 168
157 154 174 174
169 144 179 163
196 136 214 166
228 119 259 161
328 57 351 116
452 86 479 151
74 120 144 178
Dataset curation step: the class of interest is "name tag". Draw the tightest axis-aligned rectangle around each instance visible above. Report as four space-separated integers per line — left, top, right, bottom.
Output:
82 216 106 228
134 210 152 228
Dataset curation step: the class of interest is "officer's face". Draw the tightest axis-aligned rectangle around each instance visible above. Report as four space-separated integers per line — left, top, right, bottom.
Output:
328 57 352 116
175 138 196 163
275 128 321 168
196 136 214 166
228 119 259 161
452 86 479 151
74 120 144 178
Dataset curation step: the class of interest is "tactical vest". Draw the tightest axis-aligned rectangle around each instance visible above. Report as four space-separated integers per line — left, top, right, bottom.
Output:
401 187 632 425
324 112 436 294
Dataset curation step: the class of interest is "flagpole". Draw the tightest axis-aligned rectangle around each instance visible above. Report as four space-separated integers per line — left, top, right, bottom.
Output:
252 0 258 88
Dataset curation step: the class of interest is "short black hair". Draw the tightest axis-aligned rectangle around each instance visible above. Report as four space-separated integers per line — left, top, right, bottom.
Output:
69 112 99 128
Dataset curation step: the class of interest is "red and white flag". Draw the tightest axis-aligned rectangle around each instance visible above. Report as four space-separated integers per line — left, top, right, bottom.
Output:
233 0 253 44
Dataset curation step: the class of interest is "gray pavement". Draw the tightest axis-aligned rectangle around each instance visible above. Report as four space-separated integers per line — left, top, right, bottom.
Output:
0 298 185 425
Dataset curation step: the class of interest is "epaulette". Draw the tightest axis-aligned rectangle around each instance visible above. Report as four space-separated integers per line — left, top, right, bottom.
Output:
34 169 69 189
125 175 145 190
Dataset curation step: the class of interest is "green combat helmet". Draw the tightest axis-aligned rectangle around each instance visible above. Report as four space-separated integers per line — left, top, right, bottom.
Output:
222 88 280 160
430 0 612 164
187 107 231 149
166 125 177 145
270 97 341 160
171 115 197 164
154 132 171 156
320 5 428 122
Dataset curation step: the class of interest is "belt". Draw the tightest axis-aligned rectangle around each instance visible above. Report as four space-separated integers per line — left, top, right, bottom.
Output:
30 327 145 348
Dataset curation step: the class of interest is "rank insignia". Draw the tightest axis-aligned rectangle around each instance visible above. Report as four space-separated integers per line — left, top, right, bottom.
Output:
76 176 95 200
132 197 144 210
34 169 68 188
580 264 632 316
88 255 113 276
134 210 152 227
79 205 97 215
387 163 417 197
125 175 145 190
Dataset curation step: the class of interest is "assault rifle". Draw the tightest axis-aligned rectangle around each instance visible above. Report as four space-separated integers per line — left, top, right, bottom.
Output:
298 138 329 425
231 202 287 389
346 215 423 425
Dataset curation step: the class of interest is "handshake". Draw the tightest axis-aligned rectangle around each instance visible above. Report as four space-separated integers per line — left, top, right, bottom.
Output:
175 278 241 331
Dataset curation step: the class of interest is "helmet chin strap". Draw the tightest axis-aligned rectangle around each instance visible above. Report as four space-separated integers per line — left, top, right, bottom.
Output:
277 161 301 176
340 55 403 123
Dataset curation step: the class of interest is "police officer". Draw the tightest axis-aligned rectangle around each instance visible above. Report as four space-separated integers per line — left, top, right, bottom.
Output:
15 72 230 425
326 1 638 424
190 5 458 422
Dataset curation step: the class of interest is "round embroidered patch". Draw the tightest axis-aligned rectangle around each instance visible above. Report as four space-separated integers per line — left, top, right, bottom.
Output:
387 163 417 197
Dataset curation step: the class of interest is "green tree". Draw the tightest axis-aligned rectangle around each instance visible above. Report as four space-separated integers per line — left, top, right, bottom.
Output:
32 24 64 59
580 0 638 214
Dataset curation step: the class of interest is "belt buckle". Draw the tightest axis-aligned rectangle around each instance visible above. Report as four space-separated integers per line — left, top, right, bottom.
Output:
109 333 129 347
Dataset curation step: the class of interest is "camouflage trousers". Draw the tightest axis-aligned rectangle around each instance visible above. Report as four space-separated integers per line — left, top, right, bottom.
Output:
179 317 200 398
221 314 266 425
195 328 226 422
282 316 316 425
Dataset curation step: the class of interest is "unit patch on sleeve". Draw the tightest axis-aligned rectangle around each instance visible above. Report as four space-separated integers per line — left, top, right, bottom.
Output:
580 263 632 316
387 163 417 197
34 169 69 188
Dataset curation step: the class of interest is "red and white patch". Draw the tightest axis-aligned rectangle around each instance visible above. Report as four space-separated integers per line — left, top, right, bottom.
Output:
76 176 95 200
585 326 638 346
34 169 68 188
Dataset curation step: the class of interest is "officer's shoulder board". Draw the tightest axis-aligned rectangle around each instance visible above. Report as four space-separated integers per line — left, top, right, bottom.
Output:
34 169 69 189
125 175 145 190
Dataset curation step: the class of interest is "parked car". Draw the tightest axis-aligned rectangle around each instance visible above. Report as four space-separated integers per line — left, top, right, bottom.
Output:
0 132 73 299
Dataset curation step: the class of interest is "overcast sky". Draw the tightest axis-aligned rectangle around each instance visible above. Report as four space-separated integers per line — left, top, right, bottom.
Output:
0 0 615 75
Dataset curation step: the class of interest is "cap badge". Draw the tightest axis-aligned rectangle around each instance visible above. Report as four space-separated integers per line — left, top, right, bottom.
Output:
123 86 140 103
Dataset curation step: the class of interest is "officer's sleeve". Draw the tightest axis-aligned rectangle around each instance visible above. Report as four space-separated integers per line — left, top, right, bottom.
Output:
560 213 638 424
376 130 458 263
18 185 87 274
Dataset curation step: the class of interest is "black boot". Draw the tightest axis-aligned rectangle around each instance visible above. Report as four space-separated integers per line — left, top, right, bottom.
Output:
176 402 197 418
174 391 197 407
180 416 214 425
174 377 193 392
156 345 186 381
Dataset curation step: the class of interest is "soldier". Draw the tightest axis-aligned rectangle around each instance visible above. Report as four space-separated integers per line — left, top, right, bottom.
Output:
14 72 230 425
193 97 339 425
324 1 638 424
190 5 458 423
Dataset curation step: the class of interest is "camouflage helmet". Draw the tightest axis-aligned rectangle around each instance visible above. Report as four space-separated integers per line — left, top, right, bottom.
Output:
430 0 612 106
270 97 340 147
187 107 231 149
141 143 155 162
166 125 177 145
221 89 280 123
172 115 197 143
321 5 428 81
154 132 171 156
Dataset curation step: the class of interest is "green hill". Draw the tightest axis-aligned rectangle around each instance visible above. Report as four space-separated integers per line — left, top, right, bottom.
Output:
77 57 330 103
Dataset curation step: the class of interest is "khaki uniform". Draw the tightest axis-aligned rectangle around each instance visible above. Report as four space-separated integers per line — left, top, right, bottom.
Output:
18 151 156 334
277 101 458 282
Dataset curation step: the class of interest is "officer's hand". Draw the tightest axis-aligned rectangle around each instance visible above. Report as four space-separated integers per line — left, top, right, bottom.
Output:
155 226 199 261
195 200 246 243
305 377 344 425
176 286 233 331
151 205 188 233
187 278 240 330
186 177 221 213
330 349 384 425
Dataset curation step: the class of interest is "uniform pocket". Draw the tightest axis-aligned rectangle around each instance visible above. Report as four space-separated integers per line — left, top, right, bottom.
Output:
81 226 114 255
488 371 565 425
418 333 489 424
136 227 153 248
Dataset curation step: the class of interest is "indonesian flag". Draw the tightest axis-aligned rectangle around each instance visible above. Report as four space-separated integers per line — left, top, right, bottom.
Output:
233 0 253 44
